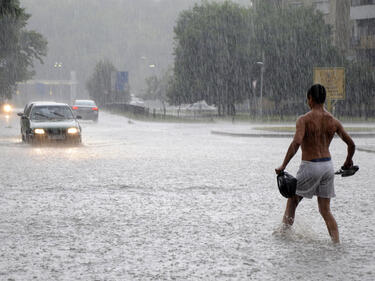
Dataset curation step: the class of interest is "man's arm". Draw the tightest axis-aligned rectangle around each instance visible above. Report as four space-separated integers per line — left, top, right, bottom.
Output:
275 117 305 174
336 121 355 168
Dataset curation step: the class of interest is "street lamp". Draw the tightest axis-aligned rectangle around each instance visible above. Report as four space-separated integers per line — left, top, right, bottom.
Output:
256 51 265 120
53 62 63 99
54 62 62 68
54 62 63 80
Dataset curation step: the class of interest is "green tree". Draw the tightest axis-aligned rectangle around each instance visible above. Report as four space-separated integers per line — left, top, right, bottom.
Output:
170 1 347 118
338 58 375 119
253 3 375 119
170 1 254 116
142 68 173 116
0 0 47 102
251 2 344 117
86 59 118 106
143 76 160 101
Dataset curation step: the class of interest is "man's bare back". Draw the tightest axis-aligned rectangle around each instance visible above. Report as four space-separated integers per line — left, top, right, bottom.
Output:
298 109 337 161
294 107 355 166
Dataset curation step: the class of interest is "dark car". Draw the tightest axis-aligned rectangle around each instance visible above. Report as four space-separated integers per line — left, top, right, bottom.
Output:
18 102 82 144
71 100 99 122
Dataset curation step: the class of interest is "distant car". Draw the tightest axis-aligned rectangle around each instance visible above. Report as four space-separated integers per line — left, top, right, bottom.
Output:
18 102 82 144
71 100 99 122
1 102 13 114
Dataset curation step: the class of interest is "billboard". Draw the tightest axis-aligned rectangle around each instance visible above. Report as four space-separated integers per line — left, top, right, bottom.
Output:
111 71 129 92
115 71 128 92
313 67 345 100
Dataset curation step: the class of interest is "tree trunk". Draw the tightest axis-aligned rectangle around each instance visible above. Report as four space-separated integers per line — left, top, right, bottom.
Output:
231 103 236 116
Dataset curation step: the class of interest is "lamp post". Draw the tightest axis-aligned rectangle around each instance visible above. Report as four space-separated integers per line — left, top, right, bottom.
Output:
54 62 63 80
256 51 265 120
54 62 62 69
54 62 63 100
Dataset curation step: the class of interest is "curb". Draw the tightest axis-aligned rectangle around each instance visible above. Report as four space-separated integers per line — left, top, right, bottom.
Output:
357 146 375 153
211 130 375 138
211 130 293 138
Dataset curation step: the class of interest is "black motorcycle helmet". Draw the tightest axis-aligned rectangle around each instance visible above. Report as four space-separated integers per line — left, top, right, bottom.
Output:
277 171 297 198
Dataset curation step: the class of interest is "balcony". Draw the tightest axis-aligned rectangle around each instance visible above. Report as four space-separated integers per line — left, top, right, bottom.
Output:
350 5 375 20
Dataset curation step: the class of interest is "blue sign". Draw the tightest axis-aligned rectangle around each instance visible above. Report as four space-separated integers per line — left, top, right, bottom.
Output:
115 71 128 92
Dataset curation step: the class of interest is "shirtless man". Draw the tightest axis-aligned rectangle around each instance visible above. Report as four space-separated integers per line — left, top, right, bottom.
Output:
275 84 355 243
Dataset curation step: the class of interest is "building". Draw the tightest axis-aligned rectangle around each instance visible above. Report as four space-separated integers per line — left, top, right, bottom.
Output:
280 0 351 54
279 0 375 64
14 71 78 106
350 0 375 64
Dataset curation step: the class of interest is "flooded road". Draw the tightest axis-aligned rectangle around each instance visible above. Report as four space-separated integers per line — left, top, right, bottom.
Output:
0 111 374 280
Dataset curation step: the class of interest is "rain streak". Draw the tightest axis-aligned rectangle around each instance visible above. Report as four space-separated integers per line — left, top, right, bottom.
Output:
1 1 375 280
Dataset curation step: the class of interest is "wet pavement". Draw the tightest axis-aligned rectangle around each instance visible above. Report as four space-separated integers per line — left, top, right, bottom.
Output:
0 111 374 280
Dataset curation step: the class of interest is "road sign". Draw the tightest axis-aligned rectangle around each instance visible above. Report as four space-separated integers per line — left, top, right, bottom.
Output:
313 67 345 100
115 71 129 92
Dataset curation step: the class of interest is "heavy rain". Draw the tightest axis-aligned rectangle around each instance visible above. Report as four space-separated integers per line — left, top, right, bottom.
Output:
1 0 375 280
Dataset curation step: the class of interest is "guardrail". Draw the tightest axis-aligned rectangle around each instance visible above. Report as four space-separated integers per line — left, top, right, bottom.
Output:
104 103 148 115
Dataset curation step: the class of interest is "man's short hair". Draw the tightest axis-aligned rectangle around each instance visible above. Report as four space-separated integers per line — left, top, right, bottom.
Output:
307 84 326 104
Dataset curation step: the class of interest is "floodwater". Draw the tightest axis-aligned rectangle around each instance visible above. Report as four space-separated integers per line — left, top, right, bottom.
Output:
0 111 374 280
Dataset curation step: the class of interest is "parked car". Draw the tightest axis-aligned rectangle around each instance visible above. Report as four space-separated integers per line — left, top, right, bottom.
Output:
18 102 82 144
71 100 99 122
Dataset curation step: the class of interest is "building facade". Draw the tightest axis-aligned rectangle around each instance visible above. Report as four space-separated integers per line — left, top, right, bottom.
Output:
280 0 351 54
252 0 375 64
280 0 375 63
350 0 375 64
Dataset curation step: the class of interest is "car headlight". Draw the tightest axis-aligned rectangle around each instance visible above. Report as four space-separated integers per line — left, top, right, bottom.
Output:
67 127 78 134
34 128 45 135
3 104 12 113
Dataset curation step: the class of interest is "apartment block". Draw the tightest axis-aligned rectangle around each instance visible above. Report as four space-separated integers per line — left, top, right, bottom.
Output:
350 0 375 64
280 0 351 53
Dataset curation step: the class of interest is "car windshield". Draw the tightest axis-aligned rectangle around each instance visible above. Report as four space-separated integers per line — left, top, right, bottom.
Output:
30 105 74 121
75 100 96 106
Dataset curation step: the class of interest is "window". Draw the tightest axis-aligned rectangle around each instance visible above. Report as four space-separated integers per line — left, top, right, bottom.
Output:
74 100 96 106
30 106 74 120
314 1 330 14
351 0 375 7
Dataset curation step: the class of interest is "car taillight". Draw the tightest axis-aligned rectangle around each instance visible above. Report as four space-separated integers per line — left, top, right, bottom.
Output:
72 106 78 110
92 107 98 111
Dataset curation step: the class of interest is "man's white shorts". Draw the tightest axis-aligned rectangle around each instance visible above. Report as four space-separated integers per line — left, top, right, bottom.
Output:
296 159 335 199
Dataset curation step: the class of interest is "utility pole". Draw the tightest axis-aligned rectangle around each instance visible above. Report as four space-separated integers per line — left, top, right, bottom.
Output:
257 50 265 120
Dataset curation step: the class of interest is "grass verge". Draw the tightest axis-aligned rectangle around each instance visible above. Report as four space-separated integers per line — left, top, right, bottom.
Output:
254 126 375 133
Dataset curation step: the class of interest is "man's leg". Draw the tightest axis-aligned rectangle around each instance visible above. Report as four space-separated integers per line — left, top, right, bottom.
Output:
282 195 303 226
318 197 340 243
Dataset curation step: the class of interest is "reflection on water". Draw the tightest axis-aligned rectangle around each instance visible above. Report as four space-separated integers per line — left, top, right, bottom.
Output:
29 144 92 161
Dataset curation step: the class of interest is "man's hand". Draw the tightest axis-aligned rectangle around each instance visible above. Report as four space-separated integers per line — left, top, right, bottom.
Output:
275 165 285 175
